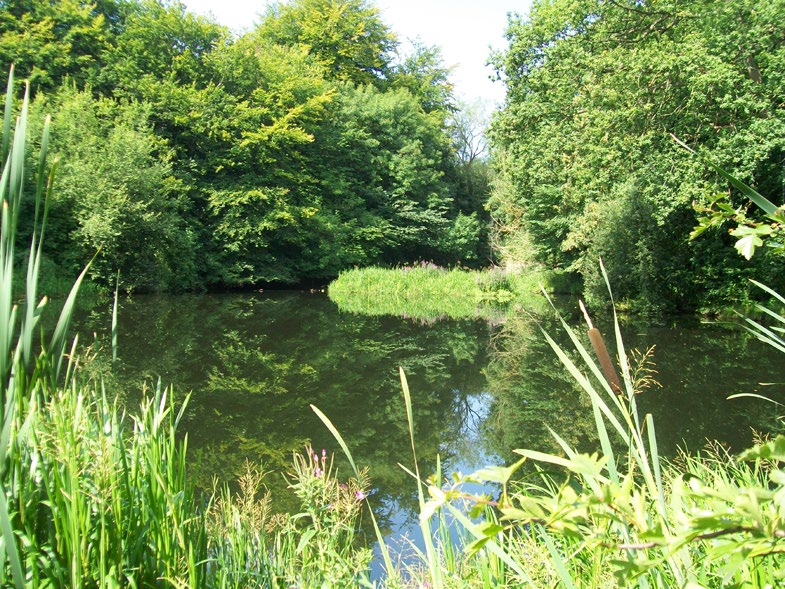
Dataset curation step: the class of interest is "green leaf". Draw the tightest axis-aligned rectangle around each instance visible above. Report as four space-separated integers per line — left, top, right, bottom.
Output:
515 448 607 477
740 435 785 462
731 224 772 259
733 232 763 260
468 458 525 485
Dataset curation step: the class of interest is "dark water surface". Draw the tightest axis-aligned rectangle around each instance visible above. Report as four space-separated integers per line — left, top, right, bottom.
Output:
73 291 785 553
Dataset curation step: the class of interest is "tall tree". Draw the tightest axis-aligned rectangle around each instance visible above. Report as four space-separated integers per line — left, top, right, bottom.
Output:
2 0 483 289
390 40 454 114
490 0 785 312
255 0 397 87
0 0 121 93
100 0 228 96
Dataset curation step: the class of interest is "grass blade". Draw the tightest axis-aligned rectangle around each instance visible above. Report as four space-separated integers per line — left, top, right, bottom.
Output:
0 481 24 589
400 367 443 589
2 65 13 162
112 273 119 371
539 525 576 589
50 259 93 382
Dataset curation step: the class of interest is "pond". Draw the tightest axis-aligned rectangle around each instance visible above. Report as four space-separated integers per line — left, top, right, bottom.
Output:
73 290 785 562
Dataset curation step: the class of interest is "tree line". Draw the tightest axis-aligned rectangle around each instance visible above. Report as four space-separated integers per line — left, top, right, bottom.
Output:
490 0 785 313
1 0 490 292
4 0 783 311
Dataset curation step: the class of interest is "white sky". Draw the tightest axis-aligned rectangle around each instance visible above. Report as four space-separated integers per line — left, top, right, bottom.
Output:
181 0 533 104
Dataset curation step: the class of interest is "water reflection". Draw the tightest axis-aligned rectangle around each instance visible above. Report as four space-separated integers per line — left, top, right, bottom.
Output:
483 310 785 467
74 292 785 533
77 292 494 529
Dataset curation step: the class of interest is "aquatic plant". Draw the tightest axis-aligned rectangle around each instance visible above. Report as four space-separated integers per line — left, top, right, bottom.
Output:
387 265 785 588
328 265 551 321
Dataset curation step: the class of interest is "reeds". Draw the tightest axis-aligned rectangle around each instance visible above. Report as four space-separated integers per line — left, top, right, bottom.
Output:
395 263 785 588
328 264 550 321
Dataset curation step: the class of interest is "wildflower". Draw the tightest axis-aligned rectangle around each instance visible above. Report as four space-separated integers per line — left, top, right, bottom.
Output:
355 490 366 501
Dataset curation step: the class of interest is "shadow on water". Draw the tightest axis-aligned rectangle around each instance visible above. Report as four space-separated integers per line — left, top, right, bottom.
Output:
73 291 785 553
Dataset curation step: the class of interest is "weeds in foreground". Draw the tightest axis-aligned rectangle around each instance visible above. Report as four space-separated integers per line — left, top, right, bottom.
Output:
361 266 785 588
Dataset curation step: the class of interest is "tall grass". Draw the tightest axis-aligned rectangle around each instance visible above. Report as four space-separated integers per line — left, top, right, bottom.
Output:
391 264 785 588
328 264 550 321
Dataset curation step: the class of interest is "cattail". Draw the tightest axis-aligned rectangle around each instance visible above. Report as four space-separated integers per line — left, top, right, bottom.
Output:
580 300 622 394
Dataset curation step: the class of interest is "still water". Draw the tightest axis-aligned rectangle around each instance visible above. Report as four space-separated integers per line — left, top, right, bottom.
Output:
74 290 785 552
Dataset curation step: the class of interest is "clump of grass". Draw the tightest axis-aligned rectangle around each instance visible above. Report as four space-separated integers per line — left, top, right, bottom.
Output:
328 263 551 321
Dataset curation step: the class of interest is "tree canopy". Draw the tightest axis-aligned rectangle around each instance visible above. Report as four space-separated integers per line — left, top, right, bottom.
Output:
1 0 489 292
490 0 785 312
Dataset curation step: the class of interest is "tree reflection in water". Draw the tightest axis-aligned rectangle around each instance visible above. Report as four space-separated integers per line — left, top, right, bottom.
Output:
73 292 785 539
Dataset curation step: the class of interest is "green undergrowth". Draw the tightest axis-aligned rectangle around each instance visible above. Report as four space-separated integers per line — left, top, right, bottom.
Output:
328 264 553 321
374 274 785 588
14 254 106 308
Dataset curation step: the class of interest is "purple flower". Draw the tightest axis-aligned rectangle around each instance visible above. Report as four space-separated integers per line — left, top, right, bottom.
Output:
355 490 366 501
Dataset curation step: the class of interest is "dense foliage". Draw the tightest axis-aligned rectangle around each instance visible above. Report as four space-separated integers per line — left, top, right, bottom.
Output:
490 0 785 313
1 0 489 292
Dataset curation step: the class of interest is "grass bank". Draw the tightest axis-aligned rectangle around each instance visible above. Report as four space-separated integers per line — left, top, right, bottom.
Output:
328 263 558 321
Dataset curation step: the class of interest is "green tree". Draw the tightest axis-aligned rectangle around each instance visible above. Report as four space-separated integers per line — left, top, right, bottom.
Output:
195 37 338 285
100 0 228 96
256 0 396 87
447 98 493 263
31 87 197 291
314 83 475 265
2 0 481 289
390 40 454 115
490 0 785 312
0 0 120 93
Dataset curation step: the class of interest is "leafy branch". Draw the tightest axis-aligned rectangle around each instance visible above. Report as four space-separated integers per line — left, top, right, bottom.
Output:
674 134 785 259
